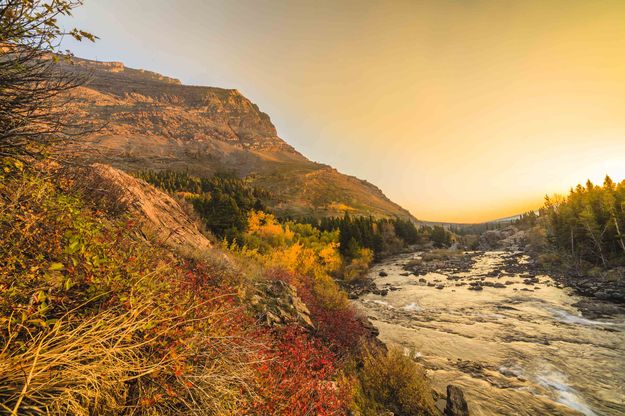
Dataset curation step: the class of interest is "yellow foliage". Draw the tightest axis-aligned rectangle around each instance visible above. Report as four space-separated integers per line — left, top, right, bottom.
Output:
247 211 293 241
236 211 348 310
327 202 355 212
343 248 374 282
319 243 342 272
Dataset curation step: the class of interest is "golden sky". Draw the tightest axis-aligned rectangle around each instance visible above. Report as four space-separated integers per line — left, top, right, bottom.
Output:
63 0 625 222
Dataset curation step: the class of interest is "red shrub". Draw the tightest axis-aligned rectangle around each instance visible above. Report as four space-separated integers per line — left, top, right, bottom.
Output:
250 326 348 416
310 304 367 354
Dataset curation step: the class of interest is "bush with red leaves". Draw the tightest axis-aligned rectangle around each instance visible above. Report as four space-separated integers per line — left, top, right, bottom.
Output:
250 326 348 416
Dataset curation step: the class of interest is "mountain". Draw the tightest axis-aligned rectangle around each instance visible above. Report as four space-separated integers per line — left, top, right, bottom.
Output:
62 57 415 221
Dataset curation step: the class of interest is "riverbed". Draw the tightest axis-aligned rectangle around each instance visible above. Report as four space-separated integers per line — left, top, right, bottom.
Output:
356 251 625 416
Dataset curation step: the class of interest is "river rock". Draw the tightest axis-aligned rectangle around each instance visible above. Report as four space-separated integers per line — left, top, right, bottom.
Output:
375 288 389 296
379 271 388 277
445 385 469 416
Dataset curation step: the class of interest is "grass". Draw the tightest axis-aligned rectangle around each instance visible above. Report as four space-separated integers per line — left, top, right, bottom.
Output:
0 164 261 415
354 346 437 416
1 308 154 415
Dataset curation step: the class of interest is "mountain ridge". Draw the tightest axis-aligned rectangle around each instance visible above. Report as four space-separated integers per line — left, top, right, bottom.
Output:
62 57 416 221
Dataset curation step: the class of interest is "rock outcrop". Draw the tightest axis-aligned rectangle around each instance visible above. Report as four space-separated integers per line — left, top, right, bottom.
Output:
444 385 469 416
248 280 314 330
89 163 212 254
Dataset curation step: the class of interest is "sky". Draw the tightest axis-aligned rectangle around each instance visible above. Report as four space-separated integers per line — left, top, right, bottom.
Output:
60 0 625 223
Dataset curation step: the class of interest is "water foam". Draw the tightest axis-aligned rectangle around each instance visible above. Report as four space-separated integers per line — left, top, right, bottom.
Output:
402 302 422 312
549 307 616 327
371 299 394 309
535 370 597 416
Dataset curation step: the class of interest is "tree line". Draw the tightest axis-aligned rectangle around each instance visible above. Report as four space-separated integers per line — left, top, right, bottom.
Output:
138 170 457 259
543 176 625 268
137 169 269 239
302 214 429 260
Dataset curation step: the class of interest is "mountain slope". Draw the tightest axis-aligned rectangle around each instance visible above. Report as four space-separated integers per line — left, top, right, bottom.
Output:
63 57 415 220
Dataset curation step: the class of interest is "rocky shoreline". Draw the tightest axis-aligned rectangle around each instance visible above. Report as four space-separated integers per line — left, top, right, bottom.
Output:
355 248 625 415
347 244 625 317
478 225 625 308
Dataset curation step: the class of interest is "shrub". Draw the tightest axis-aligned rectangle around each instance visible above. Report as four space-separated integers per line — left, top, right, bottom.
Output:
250 326 348 416
343 247 374 283
0 165 262 414
355 347 437 416
537 252 563 269
421 249 463 262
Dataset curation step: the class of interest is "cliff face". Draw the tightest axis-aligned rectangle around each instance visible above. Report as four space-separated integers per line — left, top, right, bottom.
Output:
65 58 415 220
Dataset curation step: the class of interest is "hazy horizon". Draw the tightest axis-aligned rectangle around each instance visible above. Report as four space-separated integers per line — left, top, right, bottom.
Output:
61 0 625 222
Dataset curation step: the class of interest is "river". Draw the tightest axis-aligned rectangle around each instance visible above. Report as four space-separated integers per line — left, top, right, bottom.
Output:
356 251 625 416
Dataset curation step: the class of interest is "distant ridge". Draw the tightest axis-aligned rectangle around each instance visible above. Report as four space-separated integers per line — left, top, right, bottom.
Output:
418 213 527 228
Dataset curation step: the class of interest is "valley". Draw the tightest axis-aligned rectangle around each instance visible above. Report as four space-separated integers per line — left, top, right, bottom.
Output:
3 3 625 414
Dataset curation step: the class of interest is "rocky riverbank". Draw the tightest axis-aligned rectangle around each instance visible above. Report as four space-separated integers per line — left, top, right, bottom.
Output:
477 225 625 309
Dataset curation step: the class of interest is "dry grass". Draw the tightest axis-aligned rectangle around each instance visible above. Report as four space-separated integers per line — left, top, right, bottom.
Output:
1 308 156 415
0 301 264 415
0 166 266 415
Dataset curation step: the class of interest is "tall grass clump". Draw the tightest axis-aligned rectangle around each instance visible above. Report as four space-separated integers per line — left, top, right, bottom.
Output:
353 346 437 416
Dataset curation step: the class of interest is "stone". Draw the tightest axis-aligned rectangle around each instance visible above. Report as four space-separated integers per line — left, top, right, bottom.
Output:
445 384 469 416
250 280 314 330
435 398 447 414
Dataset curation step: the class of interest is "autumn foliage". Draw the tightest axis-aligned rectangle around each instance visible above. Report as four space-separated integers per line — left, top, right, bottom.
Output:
1 1 436 412
250 326 348 415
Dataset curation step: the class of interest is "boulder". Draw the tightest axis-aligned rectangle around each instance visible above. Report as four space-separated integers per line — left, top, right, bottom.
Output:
445 385 469 416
